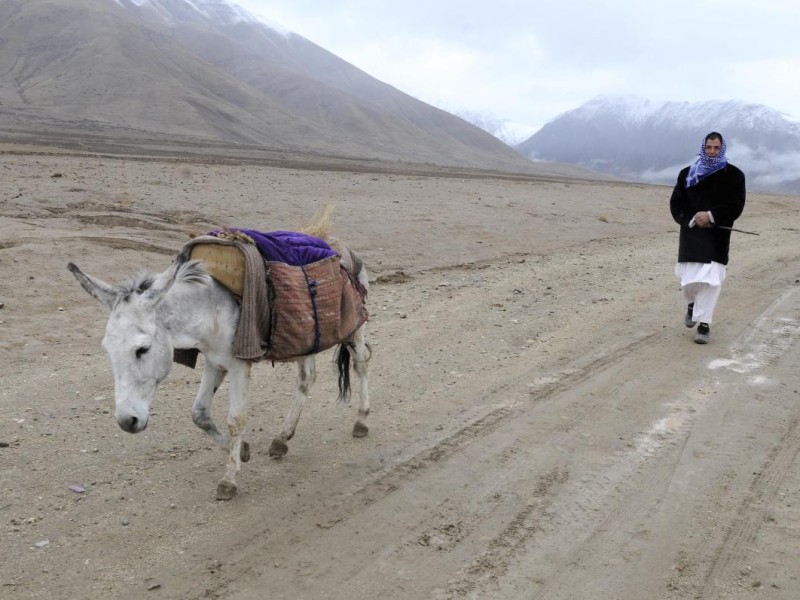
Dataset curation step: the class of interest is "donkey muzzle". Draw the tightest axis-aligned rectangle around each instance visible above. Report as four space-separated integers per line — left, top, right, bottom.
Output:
117 414 148 433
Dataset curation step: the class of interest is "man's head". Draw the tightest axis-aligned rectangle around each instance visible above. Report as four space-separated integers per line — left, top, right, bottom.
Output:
704 132 724 158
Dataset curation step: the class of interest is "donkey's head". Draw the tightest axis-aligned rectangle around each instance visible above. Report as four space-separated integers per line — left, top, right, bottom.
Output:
68 260 184 433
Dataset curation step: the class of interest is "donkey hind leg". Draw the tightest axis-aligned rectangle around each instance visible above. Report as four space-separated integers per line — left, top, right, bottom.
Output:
344 323 371 438
216 359 252 501
269 356 316 459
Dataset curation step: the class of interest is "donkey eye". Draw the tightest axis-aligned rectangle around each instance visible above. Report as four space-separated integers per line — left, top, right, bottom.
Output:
135 346 150 359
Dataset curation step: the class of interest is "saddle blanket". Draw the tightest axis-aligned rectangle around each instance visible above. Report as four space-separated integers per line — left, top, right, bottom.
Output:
177 229 368 363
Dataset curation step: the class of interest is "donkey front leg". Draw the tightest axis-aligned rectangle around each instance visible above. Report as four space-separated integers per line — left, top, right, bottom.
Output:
193 361 252 464
192 362 228 445
349 324 371 438
269 356 316 458
216 359 252 501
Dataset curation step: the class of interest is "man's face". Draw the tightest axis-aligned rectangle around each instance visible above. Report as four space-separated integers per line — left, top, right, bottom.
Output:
705 138 722 158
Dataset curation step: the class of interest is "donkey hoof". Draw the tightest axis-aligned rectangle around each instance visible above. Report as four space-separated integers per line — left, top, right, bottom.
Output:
352 422 369 438
269 438 288 458
240 440 251 463
216 481 237 501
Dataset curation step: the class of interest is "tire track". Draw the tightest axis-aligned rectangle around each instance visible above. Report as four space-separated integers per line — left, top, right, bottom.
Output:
442 466 570 599
0 234 179 255
444 287 800 599
77 235 180 256
310 329 666 531
701 412 800 595
698 287 800 595
160 329 671 600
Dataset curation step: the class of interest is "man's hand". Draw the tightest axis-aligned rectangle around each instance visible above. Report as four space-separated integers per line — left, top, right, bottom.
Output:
693 211 713 228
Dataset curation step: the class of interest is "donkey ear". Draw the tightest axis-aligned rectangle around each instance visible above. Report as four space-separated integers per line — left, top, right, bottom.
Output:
67 262 120 311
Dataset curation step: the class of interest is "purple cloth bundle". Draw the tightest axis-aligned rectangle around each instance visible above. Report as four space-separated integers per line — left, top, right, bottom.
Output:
209 228 336 266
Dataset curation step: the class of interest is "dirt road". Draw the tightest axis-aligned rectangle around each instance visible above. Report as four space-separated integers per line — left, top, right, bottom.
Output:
2 150 799 599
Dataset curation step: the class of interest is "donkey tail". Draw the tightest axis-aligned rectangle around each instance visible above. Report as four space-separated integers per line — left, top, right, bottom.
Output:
335 342 352 403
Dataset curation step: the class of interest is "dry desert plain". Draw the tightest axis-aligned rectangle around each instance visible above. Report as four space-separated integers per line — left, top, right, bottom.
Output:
1 146 800 599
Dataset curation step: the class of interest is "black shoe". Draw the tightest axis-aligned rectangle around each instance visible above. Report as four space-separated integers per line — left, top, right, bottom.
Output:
694 322 710 344
685 303 696 328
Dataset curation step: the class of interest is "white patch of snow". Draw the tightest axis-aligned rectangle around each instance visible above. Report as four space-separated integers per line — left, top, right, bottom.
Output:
567 94 799 135
210 0 293 36
569 94 668 126
110 0 293 36
454 109 537 145
708 358 750 373
183 0 208 18
711 291 800 377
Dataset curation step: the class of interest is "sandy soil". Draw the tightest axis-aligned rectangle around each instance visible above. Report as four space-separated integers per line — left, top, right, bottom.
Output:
2 147 800 600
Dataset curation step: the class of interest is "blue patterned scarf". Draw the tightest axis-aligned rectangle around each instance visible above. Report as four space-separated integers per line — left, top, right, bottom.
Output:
685 133 727 187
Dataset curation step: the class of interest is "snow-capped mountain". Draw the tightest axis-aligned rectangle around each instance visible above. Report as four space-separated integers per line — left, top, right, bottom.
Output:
451 110 536 146
515 95 800 194
113 0 274 28
0 0 568 175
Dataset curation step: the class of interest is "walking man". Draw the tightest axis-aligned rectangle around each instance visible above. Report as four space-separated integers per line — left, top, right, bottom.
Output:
670 131 746 343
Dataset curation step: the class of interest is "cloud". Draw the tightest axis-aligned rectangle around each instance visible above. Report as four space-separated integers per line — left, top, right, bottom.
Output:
639 146 800 191
235 0 800 135
639 165 684 186
734 144 800 186
723 58 800 120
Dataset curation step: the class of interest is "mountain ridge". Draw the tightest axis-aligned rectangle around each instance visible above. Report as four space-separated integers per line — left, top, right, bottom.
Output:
0 0 604 180
515 95 800 194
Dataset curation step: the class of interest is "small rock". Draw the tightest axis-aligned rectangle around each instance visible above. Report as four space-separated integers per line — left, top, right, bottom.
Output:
121 518 130 526
69 485 85 493
34 540 50 549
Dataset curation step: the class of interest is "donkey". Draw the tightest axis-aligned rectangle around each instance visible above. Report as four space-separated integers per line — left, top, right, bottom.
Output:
67 246 370 500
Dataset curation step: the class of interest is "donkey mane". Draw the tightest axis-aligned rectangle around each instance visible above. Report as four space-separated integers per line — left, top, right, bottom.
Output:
118 260 211 303
178 259 213 286
119 272 157 302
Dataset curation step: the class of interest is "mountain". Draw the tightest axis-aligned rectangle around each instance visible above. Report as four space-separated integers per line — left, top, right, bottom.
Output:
0 0 593 178
515 95 800 194
450 110 536 147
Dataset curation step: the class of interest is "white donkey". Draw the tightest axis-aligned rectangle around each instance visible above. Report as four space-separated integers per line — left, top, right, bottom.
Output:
67 253 370 500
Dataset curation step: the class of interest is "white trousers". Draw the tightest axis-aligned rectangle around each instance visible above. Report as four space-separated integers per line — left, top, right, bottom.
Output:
675 262 726 325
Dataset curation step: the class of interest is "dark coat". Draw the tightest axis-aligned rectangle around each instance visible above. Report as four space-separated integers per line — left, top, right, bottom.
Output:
670 163 746 265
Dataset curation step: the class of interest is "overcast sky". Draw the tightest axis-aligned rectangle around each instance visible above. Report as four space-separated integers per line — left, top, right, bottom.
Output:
233 0 800 141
